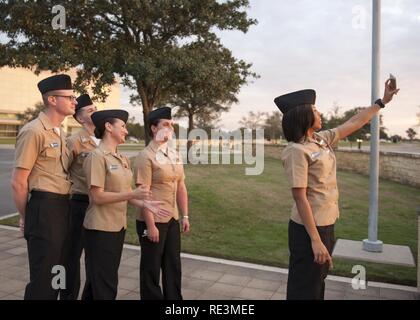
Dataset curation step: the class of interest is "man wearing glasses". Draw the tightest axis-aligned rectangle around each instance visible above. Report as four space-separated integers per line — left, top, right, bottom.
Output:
11 74 77 299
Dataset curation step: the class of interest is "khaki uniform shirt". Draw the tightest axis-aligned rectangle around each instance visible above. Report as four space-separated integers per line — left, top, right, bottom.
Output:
281 129 340 227
133 140 185 223
83 144 132 232
67 127 98 195
14 111 71 194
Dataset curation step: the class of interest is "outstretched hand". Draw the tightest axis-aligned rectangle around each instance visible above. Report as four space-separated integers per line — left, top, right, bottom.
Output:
382 79 400 104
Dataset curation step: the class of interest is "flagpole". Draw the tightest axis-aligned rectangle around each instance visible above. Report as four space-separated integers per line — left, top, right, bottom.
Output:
363 0 383 252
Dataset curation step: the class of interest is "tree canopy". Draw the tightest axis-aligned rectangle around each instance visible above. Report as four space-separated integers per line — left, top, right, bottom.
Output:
0 0 257 142
16 101 44 126
171 40 257 134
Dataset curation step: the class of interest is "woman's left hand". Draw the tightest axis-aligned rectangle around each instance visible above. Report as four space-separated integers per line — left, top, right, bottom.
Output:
382 79 400 104
142 200 161 213
143 200 173 219
182 217 190 234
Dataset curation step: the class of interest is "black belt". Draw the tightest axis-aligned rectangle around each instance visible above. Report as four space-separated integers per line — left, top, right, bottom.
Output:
71 194 89 202
30 190 70 200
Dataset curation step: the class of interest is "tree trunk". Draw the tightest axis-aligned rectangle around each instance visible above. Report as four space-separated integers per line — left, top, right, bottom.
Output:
188 111 194 135
137 80 152 145
187 108 194 163
142 100 151 145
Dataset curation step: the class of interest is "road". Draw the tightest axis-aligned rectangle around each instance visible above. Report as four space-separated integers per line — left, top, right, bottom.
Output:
0 147 16 217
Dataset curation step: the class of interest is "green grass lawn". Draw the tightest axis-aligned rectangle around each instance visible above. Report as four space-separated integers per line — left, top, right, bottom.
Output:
2 155 418 286
118 142 145 150
0 138 16 145
337 140 370 148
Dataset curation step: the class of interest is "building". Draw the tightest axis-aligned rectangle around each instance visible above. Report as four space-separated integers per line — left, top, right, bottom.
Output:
0 67 121 137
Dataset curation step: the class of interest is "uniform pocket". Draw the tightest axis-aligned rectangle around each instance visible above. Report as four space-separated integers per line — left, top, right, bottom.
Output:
40 147 58 173
44 147 58 158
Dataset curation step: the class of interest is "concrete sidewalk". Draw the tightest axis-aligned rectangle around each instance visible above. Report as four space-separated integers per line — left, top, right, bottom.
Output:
0 225 418 300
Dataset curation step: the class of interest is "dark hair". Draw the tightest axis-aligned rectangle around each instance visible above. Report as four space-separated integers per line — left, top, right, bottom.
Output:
282 104 315 143
94 118 119 139
148 118 162 138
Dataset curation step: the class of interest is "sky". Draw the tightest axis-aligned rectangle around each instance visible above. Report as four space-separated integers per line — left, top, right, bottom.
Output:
119 0 420 137
1 0 419 136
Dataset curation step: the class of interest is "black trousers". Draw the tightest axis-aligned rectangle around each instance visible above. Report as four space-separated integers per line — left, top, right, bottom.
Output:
137 218 182 300
82 228 125 300
60 195 89 300
24 191 71 300
287 220 335 300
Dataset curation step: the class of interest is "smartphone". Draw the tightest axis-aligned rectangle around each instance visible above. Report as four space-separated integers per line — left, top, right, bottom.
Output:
389 74 397 91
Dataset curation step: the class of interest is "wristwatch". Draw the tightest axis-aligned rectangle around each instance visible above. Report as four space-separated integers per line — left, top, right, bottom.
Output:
375 99 385 109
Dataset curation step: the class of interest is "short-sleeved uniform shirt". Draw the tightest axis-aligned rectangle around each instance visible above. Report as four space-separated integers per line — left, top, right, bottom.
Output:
83 144 133 232
133 140 185 223
67 127 98 195
281 129 340 227
14 111 71 194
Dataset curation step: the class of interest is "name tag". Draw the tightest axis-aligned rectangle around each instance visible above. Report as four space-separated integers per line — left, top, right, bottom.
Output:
310 151 321 160
50 142 59 148
109 164 119 171
156 152 168 164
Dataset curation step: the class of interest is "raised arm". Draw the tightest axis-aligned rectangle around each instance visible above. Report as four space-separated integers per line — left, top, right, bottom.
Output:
336 79 399 140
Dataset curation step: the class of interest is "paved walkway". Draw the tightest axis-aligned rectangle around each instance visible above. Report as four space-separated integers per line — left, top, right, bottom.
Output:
0 225 418 300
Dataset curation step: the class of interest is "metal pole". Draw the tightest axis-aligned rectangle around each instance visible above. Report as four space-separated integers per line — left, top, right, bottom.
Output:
417 207 420 293
363 0 383 252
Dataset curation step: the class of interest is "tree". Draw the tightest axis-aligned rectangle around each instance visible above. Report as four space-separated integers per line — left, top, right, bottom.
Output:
16 102 45 126
390 135 402 143
263 111 282 142
323 103 342 130
0 0 257 144
171 40 257 136
194 108 222 136
126 116 145 140
239 111 265 145
406 128 417 141
239 111 265 131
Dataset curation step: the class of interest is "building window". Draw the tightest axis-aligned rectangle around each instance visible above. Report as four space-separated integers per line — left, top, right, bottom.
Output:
0 124 19 137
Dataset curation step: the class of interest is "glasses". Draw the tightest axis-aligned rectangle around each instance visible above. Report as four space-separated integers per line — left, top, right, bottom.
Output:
53 95 77 101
